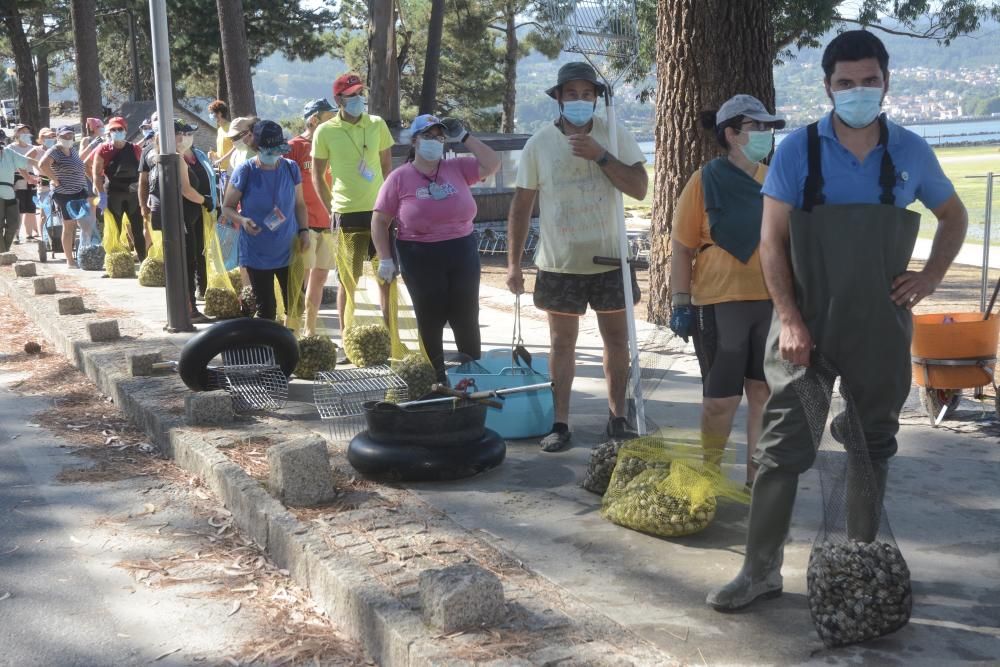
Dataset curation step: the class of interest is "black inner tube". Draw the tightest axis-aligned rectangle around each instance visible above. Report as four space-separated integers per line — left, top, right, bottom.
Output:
178 318 299 391
348 429 506 482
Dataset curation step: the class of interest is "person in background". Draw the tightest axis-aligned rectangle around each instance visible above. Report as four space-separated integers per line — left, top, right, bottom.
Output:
287 98 338 335
670 95 784 490
93 116 146 261
79 117 105 158
9 124 40 242
0 136 38 253
311 72 395 341
372 114 500 381
141 119 211 322
222 120 309 321
220 116 258 172
180 120 219 300
506 61 648 452
208 100 233 172
38 126 91 266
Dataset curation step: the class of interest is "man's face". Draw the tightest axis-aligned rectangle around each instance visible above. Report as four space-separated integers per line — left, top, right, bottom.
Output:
557 79 599 105
825 57 889 102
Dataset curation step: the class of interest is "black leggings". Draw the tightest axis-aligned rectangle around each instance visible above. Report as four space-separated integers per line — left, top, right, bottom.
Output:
107 189 147 261
396 232 481 381
246 266 290 321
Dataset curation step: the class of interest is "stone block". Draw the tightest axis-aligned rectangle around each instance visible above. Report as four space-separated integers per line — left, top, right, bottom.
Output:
57 295 85 315
185 390 234 426
128 351 163 377
266 434 337 507
0 252 15 266
86 319 120 342
418 564 505 633
321 285 337 305
13 262 36 277
32 276 57 295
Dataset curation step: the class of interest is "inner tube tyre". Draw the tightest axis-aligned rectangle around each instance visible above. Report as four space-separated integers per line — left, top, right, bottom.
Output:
347 429 506 482
178 318 299 391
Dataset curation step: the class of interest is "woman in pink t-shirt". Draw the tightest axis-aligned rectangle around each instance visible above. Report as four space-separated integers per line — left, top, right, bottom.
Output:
372 114 500 381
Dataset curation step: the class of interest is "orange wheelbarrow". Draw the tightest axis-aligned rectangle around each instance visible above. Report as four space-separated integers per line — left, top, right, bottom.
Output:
911 312 1000 424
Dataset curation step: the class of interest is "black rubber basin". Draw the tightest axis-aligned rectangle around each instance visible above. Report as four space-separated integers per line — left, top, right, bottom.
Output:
362 400 487 446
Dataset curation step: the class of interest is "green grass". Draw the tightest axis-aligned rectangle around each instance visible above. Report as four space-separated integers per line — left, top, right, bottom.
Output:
625 144 1000 243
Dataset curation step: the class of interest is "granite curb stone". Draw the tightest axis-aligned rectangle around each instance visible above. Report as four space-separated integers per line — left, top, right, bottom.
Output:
13 262 36 277
32 276 56 294
185 390 234 425
87 319 121 342
267 435 337 506
57 295 85 315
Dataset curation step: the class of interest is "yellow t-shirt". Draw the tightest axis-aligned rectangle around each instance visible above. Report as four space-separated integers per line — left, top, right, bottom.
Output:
671 163 770 306
216 123 233 171
311 113 395 214
515 117 647 274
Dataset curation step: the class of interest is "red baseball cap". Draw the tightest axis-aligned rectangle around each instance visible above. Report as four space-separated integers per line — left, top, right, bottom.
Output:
333 73 364 97
107 116 128 130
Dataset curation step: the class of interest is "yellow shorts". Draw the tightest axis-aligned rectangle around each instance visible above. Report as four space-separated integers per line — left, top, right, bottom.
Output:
301 229 337 270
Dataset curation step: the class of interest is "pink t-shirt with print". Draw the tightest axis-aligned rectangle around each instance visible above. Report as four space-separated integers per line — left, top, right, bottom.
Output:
374 156 480 243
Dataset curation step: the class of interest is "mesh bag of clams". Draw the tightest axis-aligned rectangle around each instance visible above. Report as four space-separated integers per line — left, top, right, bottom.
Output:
202 209 242 319
791 356 912 648
600 436 747 537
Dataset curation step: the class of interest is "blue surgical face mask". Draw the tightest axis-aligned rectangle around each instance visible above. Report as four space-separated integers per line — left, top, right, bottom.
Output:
416 137 444 161
832 86 884 129
343 95 366 117
43 138 56 148
258 151 281 166
110 130 126 142
740 130 774 163
561 100 595 127
17 133 31 144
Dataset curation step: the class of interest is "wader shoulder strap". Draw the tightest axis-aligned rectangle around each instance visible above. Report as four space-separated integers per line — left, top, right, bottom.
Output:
877 114 896 206
802 122 824 212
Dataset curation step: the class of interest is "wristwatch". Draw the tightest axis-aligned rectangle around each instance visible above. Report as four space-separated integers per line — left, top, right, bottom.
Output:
596 151 610 166
460 131 470 143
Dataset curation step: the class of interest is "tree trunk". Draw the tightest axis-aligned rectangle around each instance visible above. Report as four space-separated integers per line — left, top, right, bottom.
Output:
418 0 445 114
35 50 49 128
0 0 41 132
216 0 256 117
368 0 400 126
216 46 228 103
70 0 103 127
499 2 517 133
647 0 774 324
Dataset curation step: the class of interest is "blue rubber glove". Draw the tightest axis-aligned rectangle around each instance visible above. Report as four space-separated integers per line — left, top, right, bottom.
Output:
98 191 108 211
669 304 693 342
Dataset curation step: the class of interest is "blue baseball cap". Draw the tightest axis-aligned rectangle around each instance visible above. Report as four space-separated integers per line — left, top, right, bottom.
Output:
252 120 290 153
56 125 76 137
303 98 335 120
409 114 446 136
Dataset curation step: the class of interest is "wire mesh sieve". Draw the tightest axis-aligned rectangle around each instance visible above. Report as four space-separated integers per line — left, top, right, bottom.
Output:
313 366 409 439
206 345 289 412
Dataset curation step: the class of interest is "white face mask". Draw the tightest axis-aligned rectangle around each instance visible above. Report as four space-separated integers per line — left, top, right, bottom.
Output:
58 138 74 149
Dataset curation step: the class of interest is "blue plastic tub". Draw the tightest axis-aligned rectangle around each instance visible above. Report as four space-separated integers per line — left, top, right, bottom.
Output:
447 349 554 439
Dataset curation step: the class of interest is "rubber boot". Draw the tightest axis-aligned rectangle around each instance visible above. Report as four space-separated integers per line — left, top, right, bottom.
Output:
846 458 888 543
706 466 799 612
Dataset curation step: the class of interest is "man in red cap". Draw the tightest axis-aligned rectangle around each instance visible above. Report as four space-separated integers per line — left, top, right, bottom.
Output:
93 116 146 259
311 73 395 341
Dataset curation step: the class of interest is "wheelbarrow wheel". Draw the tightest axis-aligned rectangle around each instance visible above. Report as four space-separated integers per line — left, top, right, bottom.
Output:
919 387 961 425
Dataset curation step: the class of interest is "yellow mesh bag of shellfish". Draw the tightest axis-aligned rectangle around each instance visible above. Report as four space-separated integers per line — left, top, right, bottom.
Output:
201 209 242 319
335 227 415 359
101 207 132 256
146 229 163 262
600 435 749 538
279 235 307 331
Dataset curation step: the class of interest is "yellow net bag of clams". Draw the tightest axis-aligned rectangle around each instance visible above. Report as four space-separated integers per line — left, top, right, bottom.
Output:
601 435 748 538
201 209 242 319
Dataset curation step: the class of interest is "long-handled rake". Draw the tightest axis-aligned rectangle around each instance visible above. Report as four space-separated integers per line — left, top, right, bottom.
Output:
539 0 647 434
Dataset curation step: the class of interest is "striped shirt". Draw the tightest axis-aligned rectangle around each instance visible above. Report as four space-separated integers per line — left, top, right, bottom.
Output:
43 146 89 195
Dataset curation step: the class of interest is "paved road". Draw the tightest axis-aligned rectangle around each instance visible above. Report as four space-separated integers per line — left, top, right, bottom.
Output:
0 376 281 666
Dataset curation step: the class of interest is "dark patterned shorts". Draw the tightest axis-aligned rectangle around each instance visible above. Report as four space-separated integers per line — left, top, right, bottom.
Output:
533 268 641 316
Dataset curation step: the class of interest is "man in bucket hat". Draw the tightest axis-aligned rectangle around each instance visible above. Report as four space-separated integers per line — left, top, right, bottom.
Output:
506 61 648 452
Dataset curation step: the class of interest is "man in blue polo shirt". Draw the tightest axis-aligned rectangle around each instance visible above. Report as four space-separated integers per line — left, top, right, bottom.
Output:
707 30 968 613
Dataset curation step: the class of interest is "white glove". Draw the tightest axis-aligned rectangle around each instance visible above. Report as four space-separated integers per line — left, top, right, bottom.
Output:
377 258 397 283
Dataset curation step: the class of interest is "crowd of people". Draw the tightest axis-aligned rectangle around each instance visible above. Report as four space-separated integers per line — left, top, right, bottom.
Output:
0 29 971 620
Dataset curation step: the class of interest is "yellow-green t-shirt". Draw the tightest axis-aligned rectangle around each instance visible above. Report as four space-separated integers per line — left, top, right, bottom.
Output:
515 117 647 274
216 122 233 171
671 164 770 306
311 113 395 214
